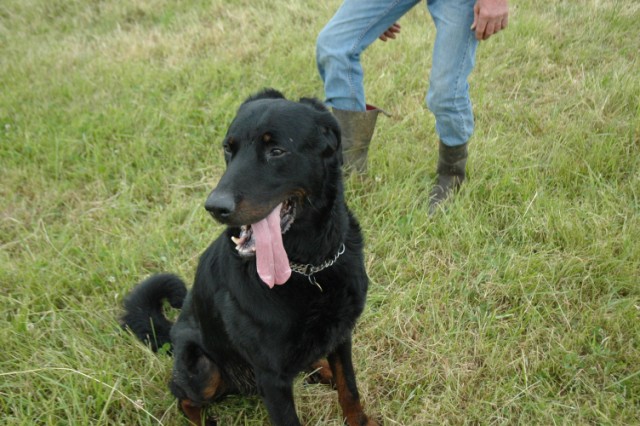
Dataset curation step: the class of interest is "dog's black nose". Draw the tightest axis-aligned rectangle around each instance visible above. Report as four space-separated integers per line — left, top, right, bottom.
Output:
204 191 236 221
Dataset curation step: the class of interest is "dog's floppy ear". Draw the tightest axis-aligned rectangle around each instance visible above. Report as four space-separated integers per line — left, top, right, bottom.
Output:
317 111 342 159
242 88 286 105
299 97 342 160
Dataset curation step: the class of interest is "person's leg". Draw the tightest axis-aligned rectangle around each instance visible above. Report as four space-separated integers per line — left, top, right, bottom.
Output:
425 0 478 212
426 0 478 147
317 0 419 173
317 0 420 111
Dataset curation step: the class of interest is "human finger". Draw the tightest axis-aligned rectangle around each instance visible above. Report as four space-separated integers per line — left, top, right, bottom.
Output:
483 21 497 40
474 19 487 40
501 15 509 30
379 24 401 42
471 4 479 32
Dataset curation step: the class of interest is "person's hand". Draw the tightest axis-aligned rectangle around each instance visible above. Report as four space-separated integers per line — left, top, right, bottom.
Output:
379 23 401 42
471 0 509 40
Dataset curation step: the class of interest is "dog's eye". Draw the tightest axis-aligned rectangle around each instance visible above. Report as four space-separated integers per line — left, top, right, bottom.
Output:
268 148 286 158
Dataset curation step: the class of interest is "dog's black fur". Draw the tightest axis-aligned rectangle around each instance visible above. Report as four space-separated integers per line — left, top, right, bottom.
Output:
122 89 376 426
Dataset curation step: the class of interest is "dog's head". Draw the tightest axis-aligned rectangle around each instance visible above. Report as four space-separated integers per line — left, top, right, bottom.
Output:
204 89 342 257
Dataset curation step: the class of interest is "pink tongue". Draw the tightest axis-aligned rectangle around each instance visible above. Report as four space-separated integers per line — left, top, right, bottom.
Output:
251 203 292 288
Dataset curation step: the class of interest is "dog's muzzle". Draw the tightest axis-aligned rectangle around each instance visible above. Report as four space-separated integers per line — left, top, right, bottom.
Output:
230 200 296 258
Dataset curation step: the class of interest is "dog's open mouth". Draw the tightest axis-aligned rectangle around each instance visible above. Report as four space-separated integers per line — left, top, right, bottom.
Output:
231 199 296 258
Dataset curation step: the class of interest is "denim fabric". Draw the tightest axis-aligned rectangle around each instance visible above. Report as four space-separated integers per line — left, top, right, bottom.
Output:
317 0 478 147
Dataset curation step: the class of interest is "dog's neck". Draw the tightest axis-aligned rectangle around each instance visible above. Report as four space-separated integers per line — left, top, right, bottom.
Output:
284 173 348 266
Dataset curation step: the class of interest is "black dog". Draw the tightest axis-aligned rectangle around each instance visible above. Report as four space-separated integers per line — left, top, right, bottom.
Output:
122 89 377 426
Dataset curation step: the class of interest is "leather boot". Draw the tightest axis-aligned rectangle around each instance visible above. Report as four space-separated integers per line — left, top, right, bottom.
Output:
332 106 387 174
428 141 468 214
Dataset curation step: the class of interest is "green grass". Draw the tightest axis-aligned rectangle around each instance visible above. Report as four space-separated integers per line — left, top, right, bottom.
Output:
1 0 639 424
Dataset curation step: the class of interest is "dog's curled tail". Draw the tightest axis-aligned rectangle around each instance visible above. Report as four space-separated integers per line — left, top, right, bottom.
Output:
121 273 187 353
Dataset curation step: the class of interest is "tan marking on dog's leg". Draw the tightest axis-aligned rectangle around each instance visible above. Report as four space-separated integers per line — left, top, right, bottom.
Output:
330 356 378 426
180 399 206 426
307 358 334 385
202 366 226 400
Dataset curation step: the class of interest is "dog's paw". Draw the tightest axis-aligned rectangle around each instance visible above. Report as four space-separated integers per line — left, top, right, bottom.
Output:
355 414 381 426
203 417 218 426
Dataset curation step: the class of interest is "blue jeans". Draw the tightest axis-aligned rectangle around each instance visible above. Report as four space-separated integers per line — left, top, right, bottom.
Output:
317 0 478 147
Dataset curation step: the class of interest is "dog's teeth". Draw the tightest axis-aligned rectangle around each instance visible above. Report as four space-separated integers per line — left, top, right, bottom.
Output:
231 236 241 245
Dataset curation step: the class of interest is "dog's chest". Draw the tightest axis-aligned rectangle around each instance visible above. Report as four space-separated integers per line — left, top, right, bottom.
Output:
220 279 361 366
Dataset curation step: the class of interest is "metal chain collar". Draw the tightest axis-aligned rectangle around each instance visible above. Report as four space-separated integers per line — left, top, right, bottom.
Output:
289 243 346 291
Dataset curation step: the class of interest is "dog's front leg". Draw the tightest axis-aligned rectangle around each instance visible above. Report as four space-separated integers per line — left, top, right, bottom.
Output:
255 370 301 426
328 338 378 426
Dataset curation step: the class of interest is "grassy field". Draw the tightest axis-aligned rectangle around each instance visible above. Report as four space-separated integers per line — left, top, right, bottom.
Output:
1 0 639 424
